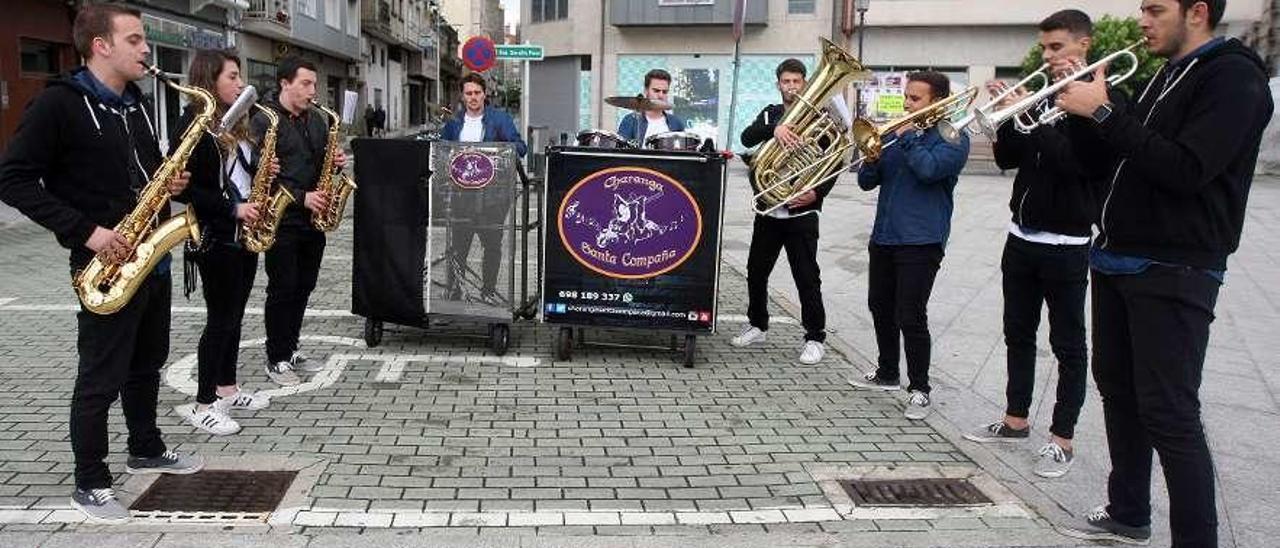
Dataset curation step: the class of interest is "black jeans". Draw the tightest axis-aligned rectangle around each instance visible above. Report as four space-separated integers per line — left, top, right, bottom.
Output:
71 272 170 489
1002 235 1089 439
196 243 258 404
868 242 943 393
264 227 325 364
1092 266 1221 548
450 224 504 294
745 213 826 342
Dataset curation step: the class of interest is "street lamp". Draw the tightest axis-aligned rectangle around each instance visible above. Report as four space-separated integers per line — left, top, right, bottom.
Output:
855 0 870 119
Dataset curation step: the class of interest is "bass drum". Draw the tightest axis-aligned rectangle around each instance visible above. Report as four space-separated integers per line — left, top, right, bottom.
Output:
575 129 633 149
645 131 704 152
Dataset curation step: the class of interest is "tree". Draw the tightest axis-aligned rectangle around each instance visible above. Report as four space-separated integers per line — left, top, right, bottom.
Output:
1018 16 1164 94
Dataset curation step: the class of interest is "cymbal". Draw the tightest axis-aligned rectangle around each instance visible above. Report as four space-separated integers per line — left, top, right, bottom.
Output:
605 95 672 111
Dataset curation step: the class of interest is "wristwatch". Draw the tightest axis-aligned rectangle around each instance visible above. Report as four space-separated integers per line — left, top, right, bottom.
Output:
1091 102 1114 124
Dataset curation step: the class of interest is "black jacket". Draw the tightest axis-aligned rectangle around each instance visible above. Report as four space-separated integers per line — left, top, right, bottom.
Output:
250 98 329 229
741 103 835 215
0 69 165 269
992 107 1106 238
1089 39 1273 270
173 107 261 245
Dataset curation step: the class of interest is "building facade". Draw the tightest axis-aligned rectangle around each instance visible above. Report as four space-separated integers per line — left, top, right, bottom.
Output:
0 0 77 151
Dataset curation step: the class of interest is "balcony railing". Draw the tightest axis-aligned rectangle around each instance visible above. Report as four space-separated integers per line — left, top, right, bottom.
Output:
245 0 291 30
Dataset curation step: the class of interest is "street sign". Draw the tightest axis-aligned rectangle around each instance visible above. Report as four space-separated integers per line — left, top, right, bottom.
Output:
496 44 544 61
462 36 497 72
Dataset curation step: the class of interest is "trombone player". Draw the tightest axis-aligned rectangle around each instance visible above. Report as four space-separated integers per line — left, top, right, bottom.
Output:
731 58 834 365
961 9 1104 481
848 72 970 421
1055 0 1273 545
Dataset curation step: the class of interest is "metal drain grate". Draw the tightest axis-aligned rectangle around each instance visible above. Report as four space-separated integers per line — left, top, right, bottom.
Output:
839 478 992 507
130 470 297 513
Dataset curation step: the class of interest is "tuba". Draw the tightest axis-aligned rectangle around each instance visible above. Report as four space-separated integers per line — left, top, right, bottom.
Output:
309 99 357 232
73 64 210 314
851 86 979 163
750 38 870 215
241 103 295 252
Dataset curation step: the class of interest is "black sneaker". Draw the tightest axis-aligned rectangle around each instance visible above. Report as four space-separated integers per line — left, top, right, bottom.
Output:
125 450 204 475
1059 505 1152 545
963 421 1031 443
848 371 901 391
70 487 130 524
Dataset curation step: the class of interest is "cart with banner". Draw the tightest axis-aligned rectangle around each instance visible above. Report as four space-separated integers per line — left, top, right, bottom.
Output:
351 138 542 354
541 146 727 367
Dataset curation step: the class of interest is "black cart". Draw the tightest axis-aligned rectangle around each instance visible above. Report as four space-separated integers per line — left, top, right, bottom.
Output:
541 146 727 367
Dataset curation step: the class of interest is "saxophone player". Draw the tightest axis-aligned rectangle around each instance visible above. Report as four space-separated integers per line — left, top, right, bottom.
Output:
731 59 833 365
174 48 276 435
0 3 202 523
253 56 347 387
848 72 970 421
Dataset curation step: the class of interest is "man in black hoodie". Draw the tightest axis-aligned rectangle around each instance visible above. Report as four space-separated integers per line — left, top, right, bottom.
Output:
963 9 1102 481
1056 1 1274 546
0 3 204 523
732 58 837 365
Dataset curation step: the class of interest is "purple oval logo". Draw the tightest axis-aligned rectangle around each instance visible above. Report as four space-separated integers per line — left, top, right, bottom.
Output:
558 167 702 279
449 150 496 189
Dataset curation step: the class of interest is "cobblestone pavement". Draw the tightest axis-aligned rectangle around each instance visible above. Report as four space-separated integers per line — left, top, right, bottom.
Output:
0 172 1100 546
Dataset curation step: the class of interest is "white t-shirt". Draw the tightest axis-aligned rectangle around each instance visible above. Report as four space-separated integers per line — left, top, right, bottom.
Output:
460 113 484 142
643 113 669 142
226 141 253 199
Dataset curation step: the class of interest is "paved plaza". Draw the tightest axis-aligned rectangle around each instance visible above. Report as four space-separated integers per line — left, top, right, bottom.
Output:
0 161 1275 547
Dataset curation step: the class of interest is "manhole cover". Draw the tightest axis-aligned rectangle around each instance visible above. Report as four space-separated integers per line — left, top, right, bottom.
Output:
839 478 992 507
130 470 297 513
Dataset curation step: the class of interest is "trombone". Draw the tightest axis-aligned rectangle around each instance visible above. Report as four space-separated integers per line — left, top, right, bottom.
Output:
941 39 1146 143
851 86 980 164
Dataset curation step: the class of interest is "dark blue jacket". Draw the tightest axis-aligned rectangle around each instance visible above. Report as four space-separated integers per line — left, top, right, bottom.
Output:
440 106 527 157
858 126 970 246
617 111 687 142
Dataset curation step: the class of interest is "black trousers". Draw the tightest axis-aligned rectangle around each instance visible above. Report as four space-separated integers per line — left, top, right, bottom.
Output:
71 272 170 489
868 242 943 393
745 213 826 342
1001 235 1089 439
264 227 325 364
1092 266 1221 548
196 243 258 404
450 224 504 294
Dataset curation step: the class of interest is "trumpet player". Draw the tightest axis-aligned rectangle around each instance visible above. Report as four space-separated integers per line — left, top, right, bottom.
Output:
174 48 276 435
254 57 347 387
731 59 832 365
848 72 970 421
1054 1 1273 545
962 9 1102 480
0 3 203 523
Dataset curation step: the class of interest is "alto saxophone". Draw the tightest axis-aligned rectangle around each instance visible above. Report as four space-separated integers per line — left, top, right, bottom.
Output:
241 104 294 253
73 64 209 315
309 99 356 232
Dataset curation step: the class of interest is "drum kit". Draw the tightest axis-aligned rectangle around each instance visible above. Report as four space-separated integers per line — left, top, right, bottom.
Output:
574 95 708 152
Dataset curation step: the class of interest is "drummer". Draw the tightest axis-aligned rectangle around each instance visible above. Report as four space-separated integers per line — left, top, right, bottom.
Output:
617 69 687 144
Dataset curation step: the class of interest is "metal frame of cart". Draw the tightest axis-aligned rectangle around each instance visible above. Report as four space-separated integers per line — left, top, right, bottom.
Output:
540 146 728 367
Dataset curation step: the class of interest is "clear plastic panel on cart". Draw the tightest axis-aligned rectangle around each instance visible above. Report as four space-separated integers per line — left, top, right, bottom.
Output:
426 141 519 320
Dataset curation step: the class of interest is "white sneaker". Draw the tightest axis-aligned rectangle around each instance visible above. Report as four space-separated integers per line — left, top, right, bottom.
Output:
216 389 270 412
731 325 767 347
904 390 931 420
188 406 241 436
292 350 323 373
798 341 825 364
266 360 301 386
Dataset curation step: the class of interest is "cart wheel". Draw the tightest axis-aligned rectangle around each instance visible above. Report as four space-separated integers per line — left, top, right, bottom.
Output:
555 327 573 361
364 319 384 348
682 335 697 368
490 324 510 356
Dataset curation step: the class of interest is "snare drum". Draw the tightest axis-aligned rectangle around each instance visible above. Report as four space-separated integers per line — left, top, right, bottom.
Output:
576 129 633 149
645 131 704 152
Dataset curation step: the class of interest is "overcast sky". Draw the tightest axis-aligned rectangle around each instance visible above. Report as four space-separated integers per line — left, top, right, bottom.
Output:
501 0 519 30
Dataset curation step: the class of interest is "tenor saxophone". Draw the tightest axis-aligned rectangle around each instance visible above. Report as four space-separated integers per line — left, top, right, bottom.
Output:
73 64 210 315
241 104 294 253
309 99 356 232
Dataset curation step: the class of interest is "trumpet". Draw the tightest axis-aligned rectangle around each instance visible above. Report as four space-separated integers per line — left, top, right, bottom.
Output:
939 68 1049 142
851 86 979 164
941 39 1146 143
